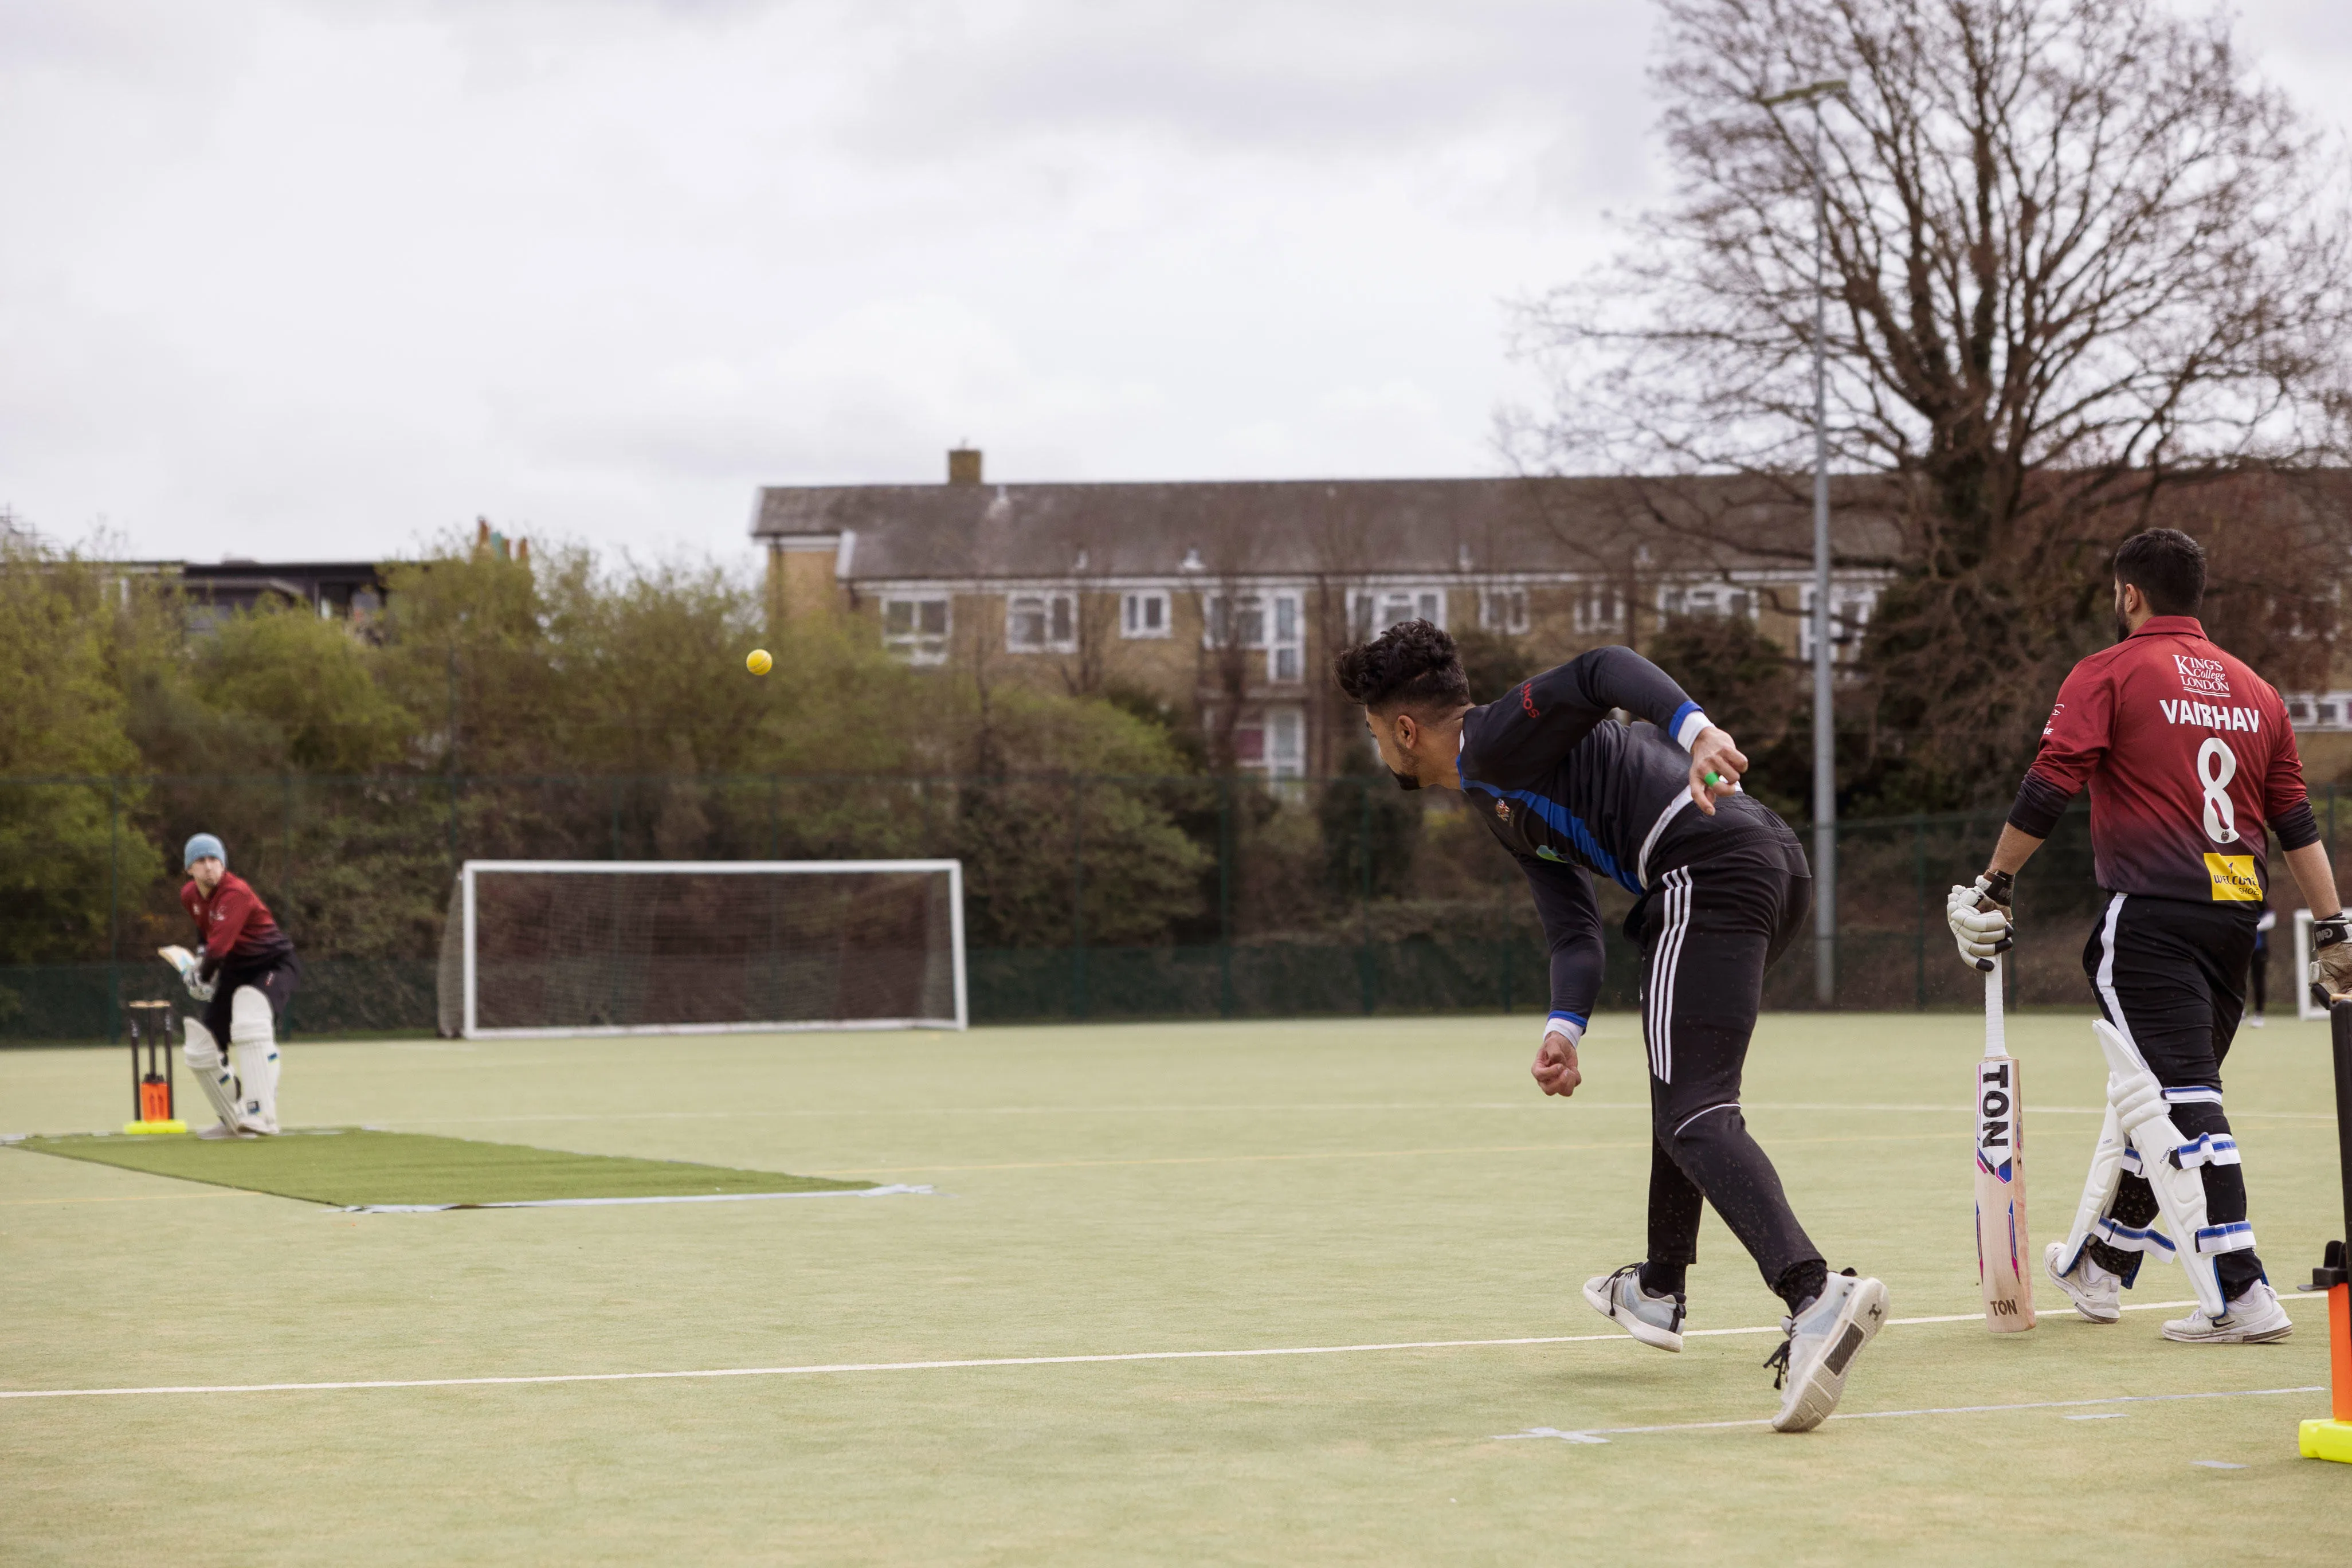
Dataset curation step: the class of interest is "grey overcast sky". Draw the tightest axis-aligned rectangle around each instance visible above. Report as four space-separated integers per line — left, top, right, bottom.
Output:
2 0 2347 569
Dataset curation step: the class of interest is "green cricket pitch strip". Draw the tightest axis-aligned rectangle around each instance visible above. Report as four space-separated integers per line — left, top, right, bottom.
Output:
4 1014 2347 1564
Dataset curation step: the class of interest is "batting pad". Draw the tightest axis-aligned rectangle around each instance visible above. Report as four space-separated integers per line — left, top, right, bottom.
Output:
7 1128 892 1210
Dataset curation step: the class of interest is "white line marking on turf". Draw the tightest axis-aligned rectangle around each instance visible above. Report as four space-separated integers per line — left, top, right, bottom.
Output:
0 1294 2302 1404
1492 1386 2324 1443
2193 1460 2247 1469
340 1184 932 1213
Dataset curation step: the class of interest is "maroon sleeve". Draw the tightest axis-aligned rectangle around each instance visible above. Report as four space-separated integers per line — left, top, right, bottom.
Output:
2027 660 2114 793
206 880 256 961
2007 659 2110 836
2263 687 2320 851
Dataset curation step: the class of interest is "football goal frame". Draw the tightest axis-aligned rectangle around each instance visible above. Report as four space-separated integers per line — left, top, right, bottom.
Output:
454 859 967 1040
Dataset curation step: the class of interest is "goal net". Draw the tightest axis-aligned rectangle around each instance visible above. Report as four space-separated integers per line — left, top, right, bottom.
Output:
436 860 966 1039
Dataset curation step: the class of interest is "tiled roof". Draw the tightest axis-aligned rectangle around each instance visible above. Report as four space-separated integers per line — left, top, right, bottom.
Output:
750 475 1911 583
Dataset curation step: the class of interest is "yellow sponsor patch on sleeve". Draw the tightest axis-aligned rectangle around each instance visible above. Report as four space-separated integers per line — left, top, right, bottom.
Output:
2204 853 2261 901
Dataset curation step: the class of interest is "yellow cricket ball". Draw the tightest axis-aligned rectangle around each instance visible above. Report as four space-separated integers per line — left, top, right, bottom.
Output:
746 649 773 676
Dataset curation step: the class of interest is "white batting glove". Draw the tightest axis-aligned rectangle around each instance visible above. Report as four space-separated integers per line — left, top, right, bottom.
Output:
1945 872 2015 973
2310 915 2352 1003
158 944 214 1003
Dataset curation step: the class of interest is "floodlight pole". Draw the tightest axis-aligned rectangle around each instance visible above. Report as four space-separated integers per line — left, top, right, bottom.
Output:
1762 77 1847 1007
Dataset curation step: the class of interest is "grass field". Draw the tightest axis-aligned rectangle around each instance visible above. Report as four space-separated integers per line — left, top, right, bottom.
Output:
4 1012 2348 1564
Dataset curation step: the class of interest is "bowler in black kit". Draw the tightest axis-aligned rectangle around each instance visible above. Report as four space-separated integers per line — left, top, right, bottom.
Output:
1334 620 1887 1433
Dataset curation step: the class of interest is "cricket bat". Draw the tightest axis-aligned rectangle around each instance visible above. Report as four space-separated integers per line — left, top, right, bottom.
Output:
1974 956 2035 1331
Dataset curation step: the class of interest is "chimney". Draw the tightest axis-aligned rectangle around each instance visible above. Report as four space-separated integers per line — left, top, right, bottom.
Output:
947 447 983 485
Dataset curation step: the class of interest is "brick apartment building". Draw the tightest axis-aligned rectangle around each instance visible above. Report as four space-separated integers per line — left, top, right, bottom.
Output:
754 449 1902 777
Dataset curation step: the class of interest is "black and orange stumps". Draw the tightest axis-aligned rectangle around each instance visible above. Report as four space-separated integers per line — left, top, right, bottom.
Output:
122 999 185 1136
2301 1003 2352 1464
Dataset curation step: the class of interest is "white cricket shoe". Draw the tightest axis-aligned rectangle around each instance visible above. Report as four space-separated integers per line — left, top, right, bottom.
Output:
1582 1263 1685 1352
2044 1241 2122 1324
2245 1014 2266 1029
1767 1270 1888 1433
2161 1280 2294 1344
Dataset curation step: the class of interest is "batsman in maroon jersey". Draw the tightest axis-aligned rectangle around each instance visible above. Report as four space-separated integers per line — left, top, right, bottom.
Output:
1946 529 2352 1344
168 832 299 1136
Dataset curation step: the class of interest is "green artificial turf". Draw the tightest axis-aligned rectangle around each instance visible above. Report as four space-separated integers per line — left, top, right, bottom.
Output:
4 1016 2349 1565
11 1127 873 1208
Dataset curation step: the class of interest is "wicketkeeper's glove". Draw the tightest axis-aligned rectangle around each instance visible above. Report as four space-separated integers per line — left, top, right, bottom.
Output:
158 944 215 1003
2310 915 2352 1003
1945 871 2016 973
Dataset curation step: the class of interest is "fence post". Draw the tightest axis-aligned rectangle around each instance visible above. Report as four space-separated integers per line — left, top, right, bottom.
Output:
768 774 781 860
1071 774 1087 1020
282 771 297 905
107 776 121 1046
610 777 624 860
2330 783 2341 904
1218 774 1234 1018
1829 816 1841 1009
1912 813 1926 1011
281 773 299 1041
1358 775 1374 1015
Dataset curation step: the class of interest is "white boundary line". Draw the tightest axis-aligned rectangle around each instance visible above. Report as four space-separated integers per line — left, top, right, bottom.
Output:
1493 1385 2327 1443
1 1296 2298 1404
341 1183 934 1213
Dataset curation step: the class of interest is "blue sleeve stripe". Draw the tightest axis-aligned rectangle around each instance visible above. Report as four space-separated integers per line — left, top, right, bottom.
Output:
1667 700 1701 742
1548 1010 1587 1026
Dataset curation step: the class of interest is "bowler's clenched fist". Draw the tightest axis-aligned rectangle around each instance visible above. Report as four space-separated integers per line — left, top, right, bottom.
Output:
1532 1020 1583 1097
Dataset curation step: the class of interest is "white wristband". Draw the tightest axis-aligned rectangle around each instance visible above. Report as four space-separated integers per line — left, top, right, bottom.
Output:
1544 1014 1585 1046
1674 709 1713 750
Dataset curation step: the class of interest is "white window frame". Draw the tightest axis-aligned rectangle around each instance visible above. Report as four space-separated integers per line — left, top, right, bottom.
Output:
1479 586 1530 635
2286 691 2352 732
1572 582 1624 633
1265 704 1305 779
1348 586 1448 642
1203 588 1306 684
1657 581 1759 622
1120 590 1171 639
1005 589 1079 655
1797 583 1877 664
881 594 951 665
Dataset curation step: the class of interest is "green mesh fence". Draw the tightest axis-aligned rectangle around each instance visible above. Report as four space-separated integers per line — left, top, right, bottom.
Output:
1 773 2337 1041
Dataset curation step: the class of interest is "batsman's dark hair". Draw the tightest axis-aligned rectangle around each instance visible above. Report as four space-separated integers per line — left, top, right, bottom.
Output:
2113 528 2206 617
1332 619 1472 713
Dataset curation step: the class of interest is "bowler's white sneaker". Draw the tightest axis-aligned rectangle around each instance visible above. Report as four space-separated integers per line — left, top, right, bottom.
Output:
1767 1271 1888 1433
2045 1241 2122 1324
1582 1263 1685 1352
2161 1280 2293 1344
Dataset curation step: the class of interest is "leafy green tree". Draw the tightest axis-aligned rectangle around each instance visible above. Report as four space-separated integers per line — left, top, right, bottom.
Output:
195 606 414 774
0 546 160 963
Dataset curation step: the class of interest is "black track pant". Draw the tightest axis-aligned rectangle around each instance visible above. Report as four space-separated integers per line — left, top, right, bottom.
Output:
2081 894 2263 1297
1637 820 1822 1306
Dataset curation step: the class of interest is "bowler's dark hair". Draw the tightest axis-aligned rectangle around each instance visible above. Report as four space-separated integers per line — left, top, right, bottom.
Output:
2114 528 2205 617
1333 619 1471 712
